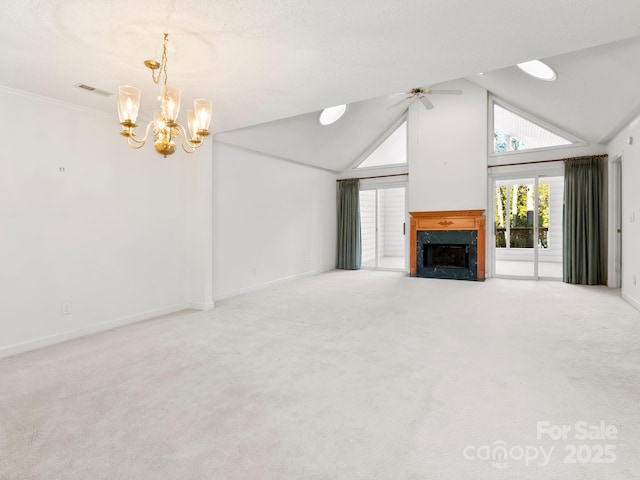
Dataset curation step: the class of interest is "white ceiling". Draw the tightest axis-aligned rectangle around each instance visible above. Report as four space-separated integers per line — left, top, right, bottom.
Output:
3 0 640 168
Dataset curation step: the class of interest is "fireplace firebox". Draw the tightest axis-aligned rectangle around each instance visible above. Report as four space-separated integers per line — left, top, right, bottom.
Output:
425 244 469 269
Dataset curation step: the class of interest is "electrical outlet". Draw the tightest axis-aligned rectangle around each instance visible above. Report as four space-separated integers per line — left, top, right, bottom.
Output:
61 303 72 315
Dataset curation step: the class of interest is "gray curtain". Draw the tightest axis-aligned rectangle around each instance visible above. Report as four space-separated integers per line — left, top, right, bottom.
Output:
336 179 361 270
563 156 607 284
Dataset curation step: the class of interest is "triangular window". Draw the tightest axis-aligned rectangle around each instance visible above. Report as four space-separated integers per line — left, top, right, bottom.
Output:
491 98 583 154
356 121 407 168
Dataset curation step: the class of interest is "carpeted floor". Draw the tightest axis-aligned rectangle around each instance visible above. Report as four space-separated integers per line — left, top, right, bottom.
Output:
1 270 639 479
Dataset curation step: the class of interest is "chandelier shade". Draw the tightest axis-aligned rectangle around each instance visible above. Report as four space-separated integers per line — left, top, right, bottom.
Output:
187 109 200 142
117 33 212 157
117 86 141 125
160 86 181 124
194 99 213 134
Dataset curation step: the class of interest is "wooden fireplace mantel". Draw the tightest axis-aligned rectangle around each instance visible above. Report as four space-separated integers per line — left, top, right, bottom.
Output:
409 210 486 279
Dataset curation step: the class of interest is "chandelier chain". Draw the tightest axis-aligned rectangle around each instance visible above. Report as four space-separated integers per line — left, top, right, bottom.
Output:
161 33 168 86
151 33 170 86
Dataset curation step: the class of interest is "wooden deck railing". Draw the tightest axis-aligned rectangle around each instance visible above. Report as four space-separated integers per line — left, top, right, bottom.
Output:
496 227 549 248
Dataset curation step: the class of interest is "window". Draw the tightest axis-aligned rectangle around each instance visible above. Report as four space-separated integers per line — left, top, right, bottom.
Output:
356 121 407 168
491 98 583 154
493 175 564 279
359 186 406 270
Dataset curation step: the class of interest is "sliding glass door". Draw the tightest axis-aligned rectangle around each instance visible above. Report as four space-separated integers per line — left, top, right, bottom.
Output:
359 186 406 270
493 175 563 279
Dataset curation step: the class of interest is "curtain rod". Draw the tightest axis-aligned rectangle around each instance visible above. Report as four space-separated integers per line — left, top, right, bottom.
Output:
337 173 408 182
488 154 608 168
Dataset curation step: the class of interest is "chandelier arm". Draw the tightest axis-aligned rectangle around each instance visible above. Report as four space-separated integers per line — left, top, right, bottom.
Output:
126 122 155 148
176 124 202 154
127 137 148 149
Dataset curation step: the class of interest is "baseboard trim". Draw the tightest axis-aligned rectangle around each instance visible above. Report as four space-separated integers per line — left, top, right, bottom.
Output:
190 301 215 311
0 303 190 359
622 291 640 313
213 270 320 301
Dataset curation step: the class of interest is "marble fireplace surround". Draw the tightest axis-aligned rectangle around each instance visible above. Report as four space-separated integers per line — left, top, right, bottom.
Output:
409 210 486 280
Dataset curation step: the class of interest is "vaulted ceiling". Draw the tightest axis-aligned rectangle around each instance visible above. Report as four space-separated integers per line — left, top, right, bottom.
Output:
468 34 640 146
3 0 640 169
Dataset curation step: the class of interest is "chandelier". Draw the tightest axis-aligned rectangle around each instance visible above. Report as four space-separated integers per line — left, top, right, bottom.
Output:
117 33 212 157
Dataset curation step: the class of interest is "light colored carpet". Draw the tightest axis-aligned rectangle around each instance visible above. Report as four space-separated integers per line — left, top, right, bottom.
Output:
1 270 639 479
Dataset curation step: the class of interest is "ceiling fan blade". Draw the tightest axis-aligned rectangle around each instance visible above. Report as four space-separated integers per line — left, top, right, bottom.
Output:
420 96 434 110
428 89 463 95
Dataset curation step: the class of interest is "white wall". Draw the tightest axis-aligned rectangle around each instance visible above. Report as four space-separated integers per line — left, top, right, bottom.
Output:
608 124 640 310
408 79 488 212
212 142 336 299
0 87 209 357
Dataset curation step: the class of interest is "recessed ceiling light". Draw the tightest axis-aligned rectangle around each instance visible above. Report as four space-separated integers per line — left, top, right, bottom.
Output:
319 104 347 126
516 60 557 81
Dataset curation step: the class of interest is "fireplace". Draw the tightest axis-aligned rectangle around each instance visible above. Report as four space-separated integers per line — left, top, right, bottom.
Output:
409 210 485 281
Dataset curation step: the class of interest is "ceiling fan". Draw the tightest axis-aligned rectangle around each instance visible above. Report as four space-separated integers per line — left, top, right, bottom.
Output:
391 86 463 110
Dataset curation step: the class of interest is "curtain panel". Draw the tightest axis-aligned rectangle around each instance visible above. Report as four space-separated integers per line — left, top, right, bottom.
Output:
336 179 361 270
563 156 607 285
